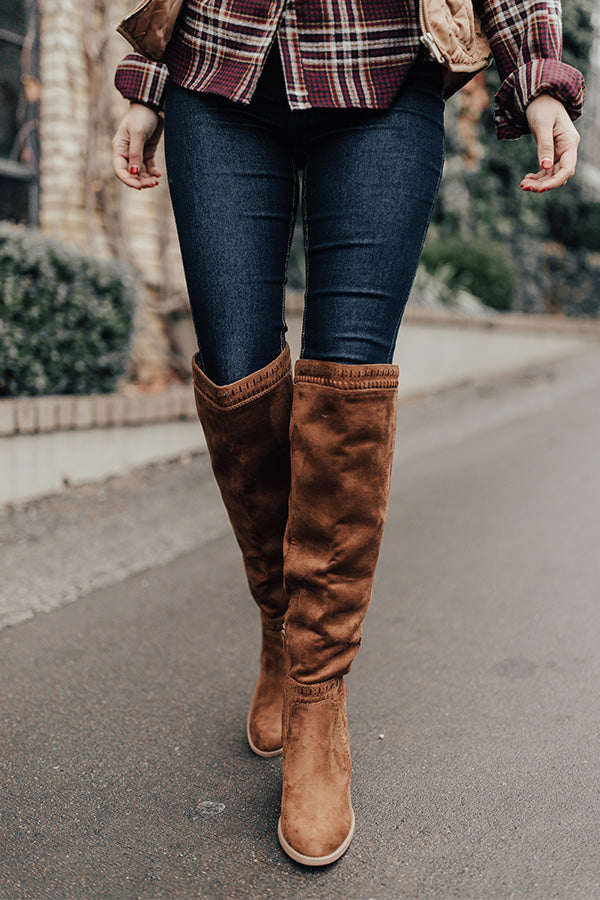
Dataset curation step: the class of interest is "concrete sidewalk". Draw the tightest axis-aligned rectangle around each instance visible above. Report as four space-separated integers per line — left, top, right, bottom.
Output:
1 310 597 506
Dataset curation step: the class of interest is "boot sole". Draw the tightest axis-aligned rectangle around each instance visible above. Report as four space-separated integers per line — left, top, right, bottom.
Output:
246 715 283 758
277 811 355 866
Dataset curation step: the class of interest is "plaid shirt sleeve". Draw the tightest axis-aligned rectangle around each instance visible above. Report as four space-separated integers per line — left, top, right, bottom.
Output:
114 53 169 113
475 0 585 139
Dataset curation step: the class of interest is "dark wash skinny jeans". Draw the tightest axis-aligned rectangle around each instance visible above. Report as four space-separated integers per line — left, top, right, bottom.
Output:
163 42 445 386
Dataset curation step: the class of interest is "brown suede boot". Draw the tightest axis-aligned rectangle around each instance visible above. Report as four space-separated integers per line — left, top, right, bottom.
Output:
192 345 292 757
279 358 398 865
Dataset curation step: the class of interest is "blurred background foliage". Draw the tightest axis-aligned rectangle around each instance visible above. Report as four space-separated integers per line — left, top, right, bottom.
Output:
0 222 136 397
287 0 599 317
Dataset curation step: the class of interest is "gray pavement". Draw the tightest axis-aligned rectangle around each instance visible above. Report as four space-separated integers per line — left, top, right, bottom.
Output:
1 346 600 899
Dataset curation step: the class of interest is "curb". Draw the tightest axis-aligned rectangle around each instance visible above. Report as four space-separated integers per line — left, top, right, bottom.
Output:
402 304 600 337
0 386 197 438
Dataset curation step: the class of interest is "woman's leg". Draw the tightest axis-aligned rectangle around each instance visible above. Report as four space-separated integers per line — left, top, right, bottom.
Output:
162 61 298 755
300 60 445 365
163 71 298 385
279 64 445 864
286 60 445 679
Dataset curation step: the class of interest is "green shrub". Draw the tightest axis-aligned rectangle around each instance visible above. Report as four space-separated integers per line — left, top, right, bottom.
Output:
0 222 137 397
542 246 600 318
421 237 518 311
545 189 600 251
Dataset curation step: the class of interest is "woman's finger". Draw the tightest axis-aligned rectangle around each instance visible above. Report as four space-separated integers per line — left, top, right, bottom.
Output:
521 145 578 192
143 117 164 179
525 95 556 169
112 133 143 189
128 129 147 178
113 145 158 189
532 123 555 171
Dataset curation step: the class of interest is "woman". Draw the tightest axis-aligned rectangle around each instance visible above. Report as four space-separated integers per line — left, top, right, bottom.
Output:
112 0 584 867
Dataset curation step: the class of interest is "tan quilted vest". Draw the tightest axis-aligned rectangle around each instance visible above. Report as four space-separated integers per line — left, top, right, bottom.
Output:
418 0 492 96
116 0 184 61
116 0 492 98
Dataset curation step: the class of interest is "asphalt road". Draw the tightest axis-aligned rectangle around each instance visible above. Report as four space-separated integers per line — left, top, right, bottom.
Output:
1 347 600 900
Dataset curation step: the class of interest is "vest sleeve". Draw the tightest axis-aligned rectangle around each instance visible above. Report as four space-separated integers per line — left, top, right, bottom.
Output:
114 53 169 114
474 0 585 139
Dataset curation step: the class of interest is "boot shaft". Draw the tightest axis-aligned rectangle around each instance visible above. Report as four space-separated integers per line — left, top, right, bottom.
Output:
283 358 399 683
191 344 292 620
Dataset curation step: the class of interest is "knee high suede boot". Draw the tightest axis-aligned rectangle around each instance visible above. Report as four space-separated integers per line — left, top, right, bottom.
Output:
278 358 398 865
192 344 292 757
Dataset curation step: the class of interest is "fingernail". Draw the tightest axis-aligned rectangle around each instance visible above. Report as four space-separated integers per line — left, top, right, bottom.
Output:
129 165 139 175
541 159 553 169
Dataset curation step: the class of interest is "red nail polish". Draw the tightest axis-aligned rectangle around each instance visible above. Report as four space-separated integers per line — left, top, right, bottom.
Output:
129 165 139 175
541 159 553 170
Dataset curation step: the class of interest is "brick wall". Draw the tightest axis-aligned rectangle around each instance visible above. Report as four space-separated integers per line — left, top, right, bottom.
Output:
37 0 191 385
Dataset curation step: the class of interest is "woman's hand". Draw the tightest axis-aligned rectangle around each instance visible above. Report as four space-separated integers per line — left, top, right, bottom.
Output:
112 103 164 190
520 94 580 193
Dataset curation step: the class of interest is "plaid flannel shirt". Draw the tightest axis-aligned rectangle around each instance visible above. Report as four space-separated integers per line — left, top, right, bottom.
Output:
113 0 584 139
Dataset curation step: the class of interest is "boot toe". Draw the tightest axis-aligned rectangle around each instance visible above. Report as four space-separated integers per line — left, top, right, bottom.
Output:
246 713 283 757
277 809 355 866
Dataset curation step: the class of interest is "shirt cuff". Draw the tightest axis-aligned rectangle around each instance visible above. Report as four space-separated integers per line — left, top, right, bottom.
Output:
114 54 169 114
494 59 585 140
